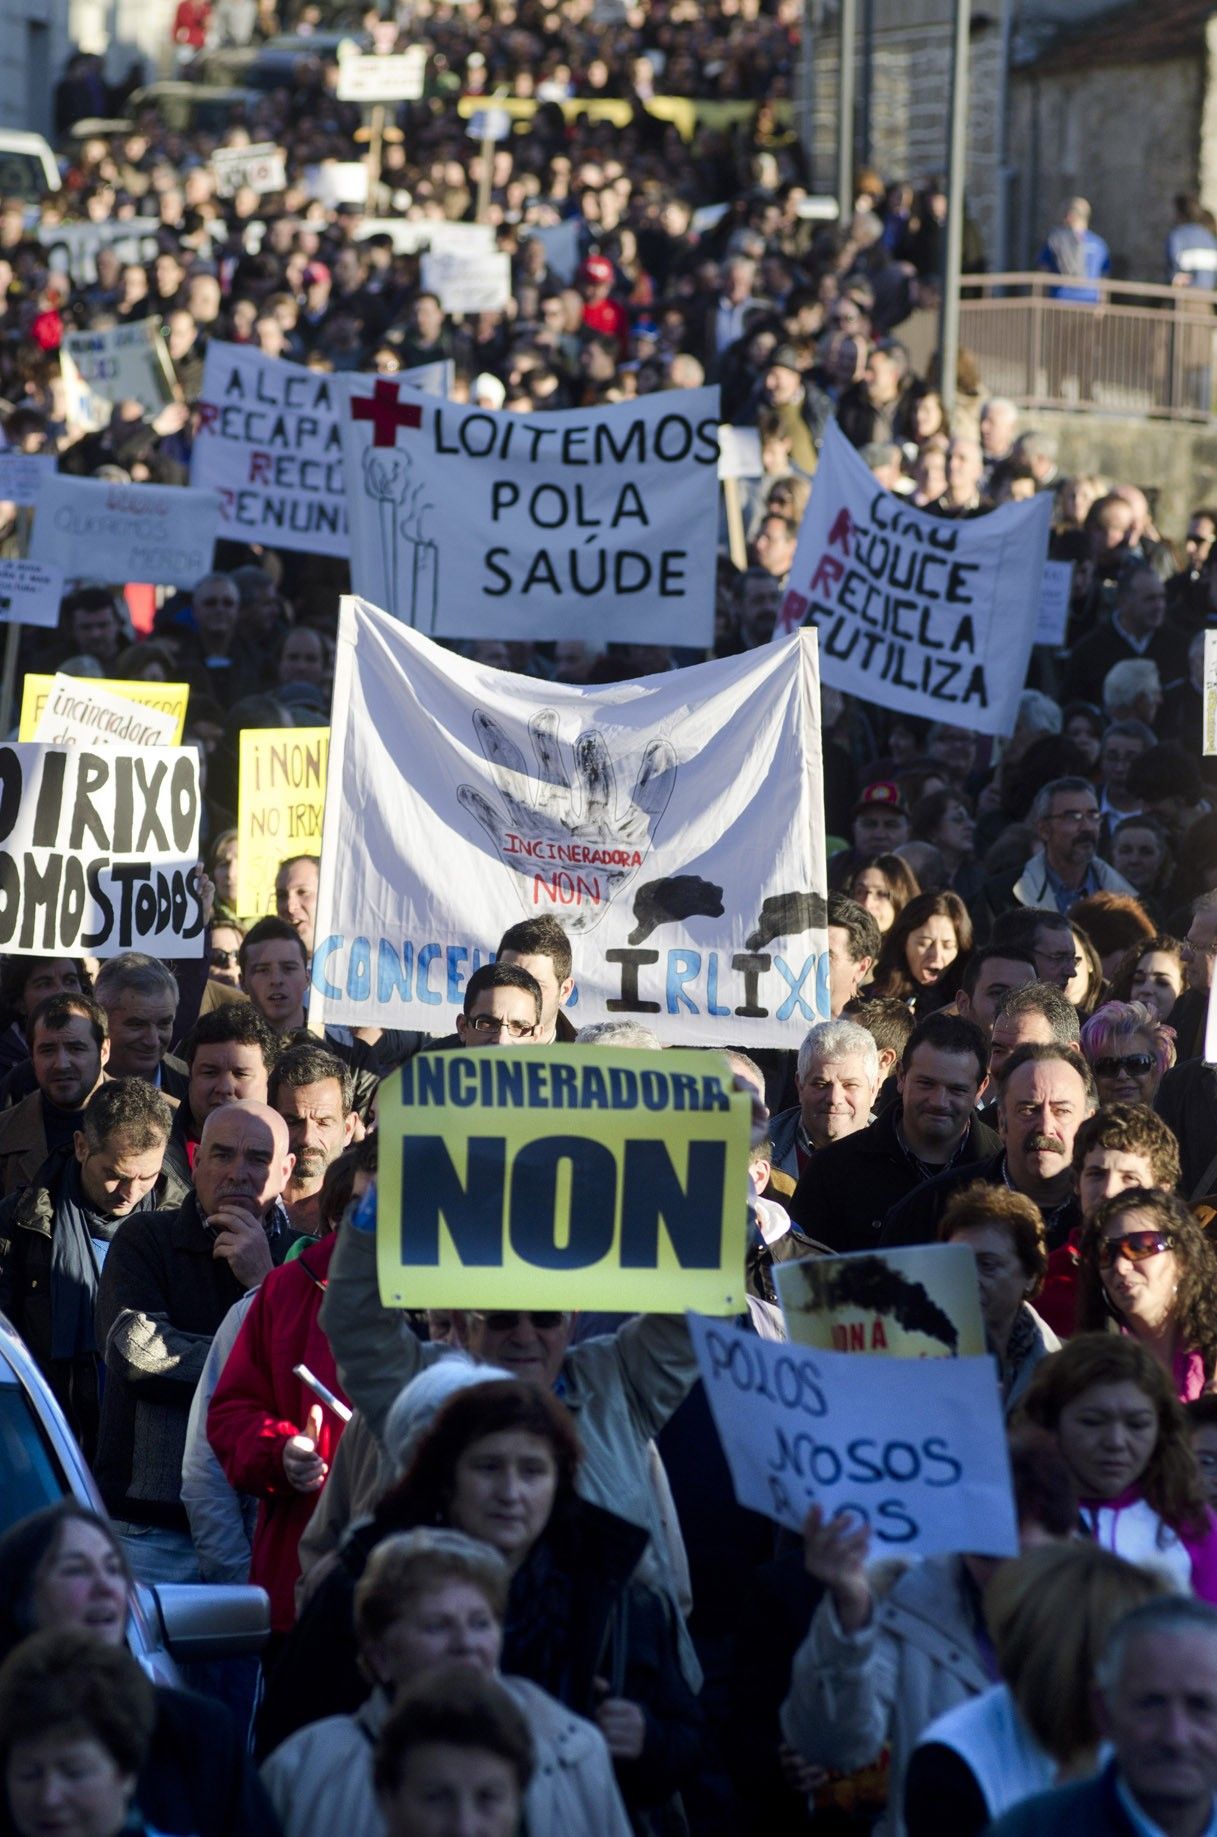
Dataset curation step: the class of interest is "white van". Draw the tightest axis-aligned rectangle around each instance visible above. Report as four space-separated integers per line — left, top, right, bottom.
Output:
0 130 60 200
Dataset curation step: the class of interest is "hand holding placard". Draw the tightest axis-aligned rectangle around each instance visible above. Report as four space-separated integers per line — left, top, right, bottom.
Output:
689 1313 1018 1558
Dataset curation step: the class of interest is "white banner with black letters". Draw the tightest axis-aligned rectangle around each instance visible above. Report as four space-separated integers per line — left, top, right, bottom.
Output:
191 344 450 557
310 597 828 1044
777 422 1052 735
0 742 203 958
337 384 720 644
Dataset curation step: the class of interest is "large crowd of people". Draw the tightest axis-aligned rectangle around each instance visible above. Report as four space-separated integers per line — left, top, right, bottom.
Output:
3 7 1217 1837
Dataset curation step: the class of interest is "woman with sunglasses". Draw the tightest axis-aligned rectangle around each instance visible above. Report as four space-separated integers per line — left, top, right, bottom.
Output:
208 920 244 990
257 1378 701 1826
1073 1188 1217 1399
1020 1335 1217 1598
1079 1000 1176 1109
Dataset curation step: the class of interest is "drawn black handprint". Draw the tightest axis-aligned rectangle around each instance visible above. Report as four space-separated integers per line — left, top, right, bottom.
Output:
457 709 677 934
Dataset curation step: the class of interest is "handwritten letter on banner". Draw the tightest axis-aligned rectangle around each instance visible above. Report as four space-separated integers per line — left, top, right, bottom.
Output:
191 344 450 558
309 598 828 1047
338 383 720 645
690 1313 1018 1557
0 743 204 959
30 477 220 589
778 423 1053 735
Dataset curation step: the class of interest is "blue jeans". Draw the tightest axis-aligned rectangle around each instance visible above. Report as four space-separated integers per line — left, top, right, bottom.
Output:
113 1521 201 1586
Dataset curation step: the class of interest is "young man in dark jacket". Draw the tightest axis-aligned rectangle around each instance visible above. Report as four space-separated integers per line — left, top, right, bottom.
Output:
0 1078 183 1460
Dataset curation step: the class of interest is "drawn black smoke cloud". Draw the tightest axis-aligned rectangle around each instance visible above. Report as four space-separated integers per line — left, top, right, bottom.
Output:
745 891 829 952
628 875 725 945
796 1258 960 1354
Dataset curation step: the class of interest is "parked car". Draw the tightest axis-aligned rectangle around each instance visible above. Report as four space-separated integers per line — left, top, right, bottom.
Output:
0 130 60 200
0 1311 267 1681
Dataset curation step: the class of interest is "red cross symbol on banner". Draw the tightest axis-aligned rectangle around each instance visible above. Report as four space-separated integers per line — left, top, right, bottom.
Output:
351 379 423 447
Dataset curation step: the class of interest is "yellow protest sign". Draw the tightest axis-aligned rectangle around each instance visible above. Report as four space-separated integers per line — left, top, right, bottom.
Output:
236 726 328 917
18 675 189 743
776 1245 986 1358
377 1047 751 1313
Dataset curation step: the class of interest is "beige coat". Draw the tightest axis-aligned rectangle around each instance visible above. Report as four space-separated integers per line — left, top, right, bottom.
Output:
261 1678 633 1837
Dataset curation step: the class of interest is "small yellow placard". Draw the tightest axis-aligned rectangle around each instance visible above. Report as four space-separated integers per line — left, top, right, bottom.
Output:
19 675 189 743
236 726 328 916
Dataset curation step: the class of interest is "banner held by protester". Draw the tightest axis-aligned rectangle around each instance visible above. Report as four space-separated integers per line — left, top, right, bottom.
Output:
18 676 190 744
310 598 829 1047
0 559 65 630
776 423 1052 736
0 742 204 957
338 387 721 644
33 674 178 749
376 1047 751 1313
192 344 450 558
776 1244 986 1357
237 726 329 916
690 1312 1018 1555
29 477 220 589
60 321 177 430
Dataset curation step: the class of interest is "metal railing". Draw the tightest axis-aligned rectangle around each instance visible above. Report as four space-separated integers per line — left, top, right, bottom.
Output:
957 273 1217 422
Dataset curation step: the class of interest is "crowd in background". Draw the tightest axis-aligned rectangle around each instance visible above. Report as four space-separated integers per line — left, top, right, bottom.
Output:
1 8 1217 1837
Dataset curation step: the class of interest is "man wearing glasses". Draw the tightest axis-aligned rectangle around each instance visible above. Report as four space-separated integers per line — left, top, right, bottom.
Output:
981 777 1135 933
454 963 543 1048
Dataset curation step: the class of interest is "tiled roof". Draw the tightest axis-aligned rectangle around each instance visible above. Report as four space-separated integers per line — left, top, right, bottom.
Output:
1021 0 1214 73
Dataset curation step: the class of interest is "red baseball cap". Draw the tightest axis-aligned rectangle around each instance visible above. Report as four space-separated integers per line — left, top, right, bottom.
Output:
580 255 613 285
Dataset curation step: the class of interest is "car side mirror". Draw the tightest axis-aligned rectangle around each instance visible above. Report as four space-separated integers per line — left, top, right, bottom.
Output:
146 1582 270 1662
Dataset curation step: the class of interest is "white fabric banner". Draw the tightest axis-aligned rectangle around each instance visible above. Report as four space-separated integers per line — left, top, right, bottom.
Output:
337 386 720 644
310 597 828 1044
777 423 1053 735
29 477 220 588
192 345 450 557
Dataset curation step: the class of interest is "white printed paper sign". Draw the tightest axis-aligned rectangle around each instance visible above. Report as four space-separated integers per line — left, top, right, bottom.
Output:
420 249 511 314
689 1313 1018 1556
30 476 221 588
336 46 426 101
310 597 829 1043
0 452 56 507
33 675 177 749
0 558 64 629
1035 559 1073 646
192 344 449 558
211 142 287 198
61 321 175 430
338 386 720 644
717 426 762 480
777 423 1053 736
0 743 204 958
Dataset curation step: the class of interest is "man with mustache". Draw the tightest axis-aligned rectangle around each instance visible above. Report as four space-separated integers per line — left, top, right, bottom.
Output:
94 1100 296 1581
881 1043 1098 1253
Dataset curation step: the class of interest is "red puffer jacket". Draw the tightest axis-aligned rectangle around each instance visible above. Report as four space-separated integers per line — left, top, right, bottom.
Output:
207 1233 350 1631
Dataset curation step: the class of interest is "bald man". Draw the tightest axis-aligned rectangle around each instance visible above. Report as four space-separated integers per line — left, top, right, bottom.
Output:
94 1098 297 1581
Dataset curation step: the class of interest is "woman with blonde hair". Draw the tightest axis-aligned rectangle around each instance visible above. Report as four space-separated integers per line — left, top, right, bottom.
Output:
903 1543 1166 1836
